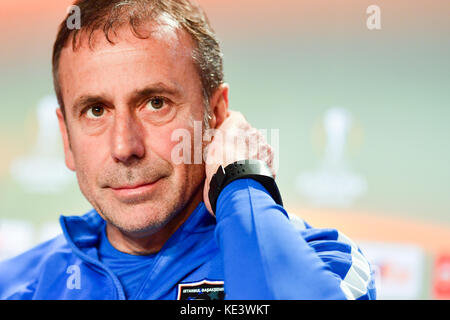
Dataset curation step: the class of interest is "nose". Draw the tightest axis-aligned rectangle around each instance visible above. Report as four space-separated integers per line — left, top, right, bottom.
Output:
110 110 145 164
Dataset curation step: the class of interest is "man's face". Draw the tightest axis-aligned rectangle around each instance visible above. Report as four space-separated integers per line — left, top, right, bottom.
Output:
57 24 207 235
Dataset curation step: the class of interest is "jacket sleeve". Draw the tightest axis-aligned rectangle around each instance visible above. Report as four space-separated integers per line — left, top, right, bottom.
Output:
214 178 376 300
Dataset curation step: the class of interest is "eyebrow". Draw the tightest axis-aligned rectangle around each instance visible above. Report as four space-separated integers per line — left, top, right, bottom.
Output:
70 82 184 116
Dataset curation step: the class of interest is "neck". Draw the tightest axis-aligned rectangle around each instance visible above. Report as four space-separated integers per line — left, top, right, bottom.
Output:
105 183 204 255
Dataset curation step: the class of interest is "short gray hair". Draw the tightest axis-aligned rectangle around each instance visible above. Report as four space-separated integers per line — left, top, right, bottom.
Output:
52 0 224 121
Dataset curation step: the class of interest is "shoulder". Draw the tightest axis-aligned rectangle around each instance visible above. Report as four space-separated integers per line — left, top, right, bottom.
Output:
0 234 72 299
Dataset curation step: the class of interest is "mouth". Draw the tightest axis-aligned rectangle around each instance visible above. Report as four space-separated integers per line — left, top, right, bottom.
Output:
109 180 161 202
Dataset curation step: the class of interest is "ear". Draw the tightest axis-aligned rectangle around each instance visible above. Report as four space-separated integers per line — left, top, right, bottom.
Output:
208 83 229 129
56 108 76 172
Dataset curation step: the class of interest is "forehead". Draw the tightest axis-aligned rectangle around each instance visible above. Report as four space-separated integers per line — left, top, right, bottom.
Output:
58 22 199 109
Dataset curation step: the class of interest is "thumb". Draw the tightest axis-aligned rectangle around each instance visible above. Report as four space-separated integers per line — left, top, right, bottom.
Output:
203 181 214 216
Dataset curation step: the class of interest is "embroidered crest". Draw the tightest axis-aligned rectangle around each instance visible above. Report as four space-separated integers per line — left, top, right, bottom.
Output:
177 280 224 300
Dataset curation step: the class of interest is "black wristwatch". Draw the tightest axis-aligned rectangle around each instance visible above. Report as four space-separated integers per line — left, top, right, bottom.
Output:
208 160 283 214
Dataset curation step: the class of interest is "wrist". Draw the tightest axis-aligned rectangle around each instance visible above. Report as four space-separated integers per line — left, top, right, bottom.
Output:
208 160 283 214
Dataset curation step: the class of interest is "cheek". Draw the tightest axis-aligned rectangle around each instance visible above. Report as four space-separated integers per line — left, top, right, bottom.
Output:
146 125 180 162
70 132 109 180
146 117 206 185
146 116 198 164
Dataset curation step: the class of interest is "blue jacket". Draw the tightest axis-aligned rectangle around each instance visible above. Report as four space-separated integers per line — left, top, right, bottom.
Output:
0 179 376 300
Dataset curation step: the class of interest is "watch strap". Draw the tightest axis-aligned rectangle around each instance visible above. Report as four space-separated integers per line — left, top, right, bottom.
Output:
208 160 283 214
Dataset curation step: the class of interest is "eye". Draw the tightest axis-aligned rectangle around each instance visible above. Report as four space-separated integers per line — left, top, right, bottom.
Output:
146 97 166 111
86 105 105 119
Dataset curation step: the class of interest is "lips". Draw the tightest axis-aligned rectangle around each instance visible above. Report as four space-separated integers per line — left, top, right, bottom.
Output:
111 182 155 190
109 180 161 202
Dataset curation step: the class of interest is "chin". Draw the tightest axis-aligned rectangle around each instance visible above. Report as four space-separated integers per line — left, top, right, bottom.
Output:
98 197 182 236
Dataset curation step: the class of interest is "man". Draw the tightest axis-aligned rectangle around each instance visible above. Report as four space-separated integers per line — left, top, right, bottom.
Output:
0 0 375 300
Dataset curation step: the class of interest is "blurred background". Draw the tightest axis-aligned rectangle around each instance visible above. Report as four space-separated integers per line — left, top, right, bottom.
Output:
0 0 449 299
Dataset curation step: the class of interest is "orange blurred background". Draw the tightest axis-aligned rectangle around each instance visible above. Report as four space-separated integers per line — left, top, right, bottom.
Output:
1 0 449 299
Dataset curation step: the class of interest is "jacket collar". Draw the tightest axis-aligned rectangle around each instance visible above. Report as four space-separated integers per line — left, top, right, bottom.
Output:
59 201 215 250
